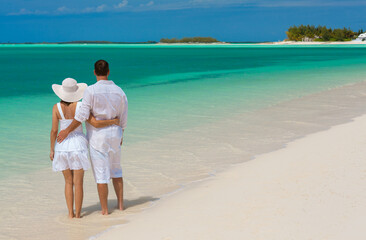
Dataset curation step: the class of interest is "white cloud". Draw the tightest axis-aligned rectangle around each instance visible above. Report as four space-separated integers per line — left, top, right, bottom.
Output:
8 8 31 16
114 0 128 8
8 8 48 16
96 4 107 12
82 4 108 13
8 0 366 17
140 1 155 7
55 6 76 14
8 1 126 16
56 6 68 12
150 0 366 10
257 0 366 7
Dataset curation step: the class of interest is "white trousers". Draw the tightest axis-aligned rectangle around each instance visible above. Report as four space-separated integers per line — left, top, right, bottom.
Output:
89 145 122 184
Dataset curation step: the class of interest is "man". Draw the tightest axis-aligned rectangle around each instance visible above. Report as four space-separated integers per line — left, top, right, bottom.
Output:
57 60 128 215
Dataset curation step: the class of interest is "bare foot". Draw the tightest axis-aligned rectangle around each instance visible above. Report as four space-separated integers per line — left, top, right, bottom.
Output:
68 213 74 219
101 210 109 215
116 204 124 211
75 214 81 218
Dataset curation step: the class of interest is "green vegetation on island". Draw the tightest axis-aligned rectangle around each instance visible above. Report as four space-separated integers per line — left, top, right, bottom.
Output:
160 37 220 43
286 25 364 42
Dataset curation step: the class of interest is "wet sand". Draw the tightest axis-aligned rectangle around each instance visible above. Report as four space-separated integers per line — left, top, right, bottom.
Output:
2 81 366 239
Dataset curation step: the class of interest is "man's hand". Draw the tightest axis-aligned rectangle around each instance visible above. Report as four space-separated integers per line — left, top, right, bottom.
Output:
57 129 70 143
57 119 81 143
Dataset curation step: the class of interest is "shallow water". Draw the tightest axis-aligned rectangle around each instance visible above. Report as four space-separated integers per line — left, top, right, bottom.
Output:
1 44 366 239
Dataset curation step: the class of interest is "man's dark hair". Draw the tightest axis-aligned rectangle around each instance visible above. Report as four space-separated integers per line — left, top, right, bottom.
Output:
94 60 109 76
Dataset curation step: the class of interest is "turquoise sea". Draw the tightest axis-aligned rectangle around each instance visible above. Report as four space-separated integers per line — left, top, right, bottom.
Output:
1 44 366 179
2 44 366 239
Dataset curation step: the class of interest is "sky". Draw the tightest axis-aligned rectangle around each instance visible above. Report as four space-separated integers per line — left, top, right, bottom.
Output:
0 0 365 42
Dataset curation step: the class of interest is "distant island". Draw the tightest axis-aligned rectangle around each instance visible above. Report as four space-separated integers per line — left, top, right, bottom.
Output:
286 25 364 42
159 37 221 44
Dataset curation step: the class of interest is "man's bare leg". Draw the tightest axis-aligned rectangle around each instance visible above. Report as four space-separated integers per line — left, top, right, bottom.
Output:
97 183 109 215
73 169 84 218
112 177 124 210
62 169 74 218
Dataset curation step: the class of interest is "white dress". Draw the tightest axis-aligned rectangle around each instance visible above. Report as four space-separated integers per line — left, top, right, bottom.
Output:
53 102 90 172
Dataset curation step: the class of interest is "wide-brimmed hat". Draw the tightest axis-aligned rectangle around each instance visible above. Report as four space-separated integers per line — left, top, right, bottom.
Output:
52 78 87 102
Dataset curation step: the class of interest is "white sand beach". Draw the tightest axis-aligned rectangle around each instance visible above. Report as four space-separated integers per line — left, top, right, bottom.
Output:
96 114 366 240
156 41 366 46
3 80 366 240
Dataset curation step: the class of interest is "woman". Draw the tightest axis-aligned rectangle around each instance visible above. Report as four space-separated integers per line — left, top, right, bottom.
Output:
49 78 118 218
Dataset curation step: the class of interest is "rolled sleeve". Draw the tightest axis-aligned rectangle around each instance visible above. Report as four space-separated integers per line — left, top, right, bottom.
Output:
75 87 92 123
119 94 128 130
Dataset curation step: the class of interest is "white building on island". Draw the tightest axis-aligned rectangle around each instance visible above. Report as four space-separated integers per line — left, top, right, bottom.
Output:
355 33 366 41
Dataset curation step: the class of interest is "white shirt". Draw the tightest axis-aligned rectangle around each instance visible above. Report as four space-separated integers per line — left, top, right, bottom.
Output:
75 80 128 152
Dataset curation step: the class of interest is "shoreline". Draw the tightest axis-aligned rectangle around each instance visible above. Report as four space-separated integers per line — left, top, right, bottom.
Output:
3 44 366 239
92 79 366 239
96 112 366 240
4 80 366 239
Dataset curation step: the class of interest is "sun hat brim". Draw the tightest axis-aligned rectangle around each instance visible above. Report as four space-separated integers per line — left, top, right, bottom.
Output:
52 83 87 102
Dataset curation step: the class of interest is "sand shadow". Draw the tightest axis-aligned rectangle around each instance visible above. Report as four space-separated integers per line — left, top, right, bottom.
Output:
82 196 160 217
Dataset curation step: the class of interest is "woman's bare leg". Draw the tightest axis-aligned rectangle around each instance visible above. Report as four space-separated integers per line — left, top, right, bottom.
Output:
62 169 74 218
73 169 84 218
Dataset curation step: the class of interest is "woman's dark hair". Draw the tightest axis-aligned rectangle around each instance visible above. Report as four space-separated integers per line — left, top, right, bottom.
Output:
60 100 72 106
94 59 109 76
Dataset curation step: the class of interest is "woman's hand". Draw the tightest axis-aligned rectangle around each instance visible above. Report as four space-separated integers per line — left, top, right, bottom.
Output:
50 151 55 161
113 117 120 126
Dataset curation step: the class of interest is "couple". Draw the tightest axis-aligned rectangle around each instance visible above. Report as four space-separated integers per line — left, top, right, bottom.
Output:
49 60 128 218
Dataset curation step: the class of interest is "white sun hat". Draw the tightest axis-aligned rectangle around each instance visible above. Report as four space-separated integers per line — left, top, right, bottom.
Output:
52 78 87 102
